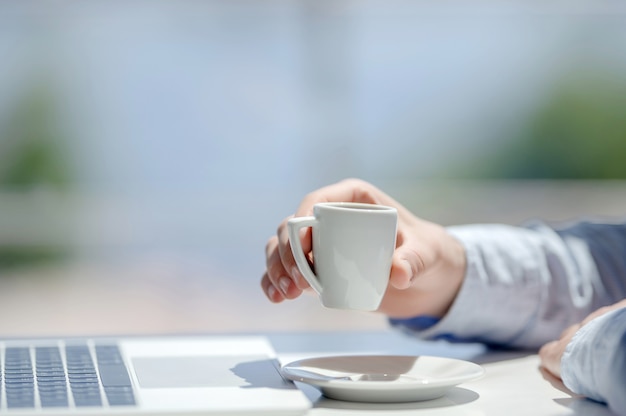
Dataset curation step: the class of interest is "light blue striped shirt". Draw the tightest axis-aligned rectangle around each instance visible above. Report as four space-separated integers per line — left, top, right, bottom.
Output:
392 220 626 413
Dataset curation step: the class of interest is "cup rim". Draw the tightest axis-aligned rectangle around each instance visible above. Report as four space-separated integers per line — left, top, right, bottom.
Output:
315 202 397 212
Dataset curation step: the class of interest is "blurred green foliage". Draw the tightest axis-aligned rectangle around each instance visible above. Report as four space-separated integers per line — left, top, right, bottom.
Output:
464 70 626 179
0 246 70 270
0 83 74 271
0 84 74 190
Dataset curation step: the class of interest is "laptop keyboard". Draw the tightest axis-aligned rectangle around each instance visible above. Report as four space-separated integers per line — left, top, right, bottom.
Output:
1 342 136 410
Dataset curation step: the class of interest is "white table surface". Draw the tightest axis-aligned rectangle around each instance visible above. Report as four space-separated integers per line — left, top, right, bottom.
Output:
0 261 616 416
267 331 615 416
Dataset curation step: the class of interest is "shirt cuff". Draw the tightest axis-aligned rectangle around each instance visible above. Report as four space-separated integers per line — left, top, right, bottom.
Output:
392 225 543 347
561 307 626 409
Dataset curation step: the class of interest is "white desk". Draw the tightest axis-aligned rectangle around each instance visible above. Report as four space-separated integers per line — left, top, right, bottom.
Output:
268 331 614 416
0 263 615 415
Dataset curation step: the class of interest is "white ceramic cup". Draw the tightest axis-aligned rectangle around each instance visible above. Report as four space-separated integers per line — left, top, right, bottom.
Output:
287 202 398 311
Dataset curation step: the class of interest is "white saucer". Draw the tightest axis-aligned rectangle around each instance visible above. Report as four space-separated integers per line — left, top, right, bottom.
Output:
281 355 484 403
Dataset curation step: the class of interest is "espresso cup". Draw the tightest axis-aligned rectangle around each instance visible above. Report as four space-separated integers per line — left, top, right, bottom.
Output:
287 202 397 311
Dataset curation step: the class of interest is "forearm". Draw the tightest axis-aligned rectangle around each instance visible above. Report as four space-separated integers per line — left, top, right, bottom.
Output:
393 220 626 348
561 307 626 413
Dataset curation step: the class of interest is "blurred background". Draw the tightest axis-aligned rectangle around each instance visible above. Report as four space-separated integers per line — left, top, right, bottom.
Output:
1 0 626 336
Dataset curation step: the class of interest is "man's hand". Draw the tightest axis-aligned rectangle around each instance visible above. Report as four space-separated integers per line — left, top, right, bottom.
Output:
539 299 626 378
261 178 467 319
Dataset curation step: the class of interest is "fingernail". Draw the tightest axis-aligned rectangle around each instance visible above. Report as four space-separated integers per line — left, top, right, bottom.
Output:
401 259 415 281
291 267 301 280
267 285 278 300
279 277 291 295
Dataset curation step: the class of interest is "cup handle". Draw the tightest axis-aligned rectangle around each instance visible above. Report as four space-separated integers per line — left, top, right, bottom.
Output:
287 216 323 295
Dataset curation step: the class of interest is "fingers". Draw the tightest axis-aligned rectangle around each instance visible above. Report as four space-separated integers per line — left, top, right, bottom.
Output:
264 235 304 300
538 340 563 378
389 253 420 290
389 249 422 290
276 218 311 290
262 225 308 303
539 300 626 379
539 322 581 379
295 178 387 216
264 178 388 302
540 300 626 380
384 224 467 318
388 226 430 290
262 237 286 302
261 271 284 303
262 178 412 306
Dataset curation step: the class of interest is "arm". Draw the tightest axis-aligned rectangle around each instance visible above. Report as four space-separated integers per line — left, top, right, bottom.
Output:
263 179 626 409
538 300 626 413
562 307 626 413
392 221 626 349
262 178 467 319
264 179 626 348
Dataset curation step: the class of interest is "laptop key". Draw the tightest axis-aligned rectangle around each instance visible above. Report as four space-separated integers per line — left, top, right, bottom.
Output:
98 364 132 386
95 344 136 406
64 344 104 407
35 346 70 407
2 342 137 410
4 347 35 409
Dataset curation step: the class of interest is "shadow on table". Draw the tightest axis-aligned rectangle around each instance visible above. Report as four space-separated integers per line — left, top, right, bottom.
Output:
472 346 535 365
539 367 615 416
311 386 479 412
231 358 297 390
553 398 615 416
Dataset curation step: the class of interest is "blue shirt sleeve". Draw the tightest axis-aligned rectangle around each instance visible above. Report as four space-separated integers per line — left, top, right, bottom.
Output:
561 307 626 414
554 222 626 306
390 219 626 408
392 220 626 347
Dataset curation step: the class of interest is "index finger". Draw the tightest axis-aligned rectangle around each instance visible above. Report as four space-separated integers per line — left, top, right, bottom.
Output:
284 179 379 284
295 178 385 217
276 216 312 290
284 178 399 289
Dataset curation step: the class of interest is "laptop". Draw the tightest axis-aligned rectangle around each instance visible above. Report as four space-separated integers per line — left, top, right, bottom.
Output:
0 335 311 415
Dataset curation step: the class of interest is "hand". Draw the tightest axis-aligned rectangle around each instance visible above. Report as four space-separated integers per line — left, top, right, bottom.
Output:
539 299 626 378
261 178 467 318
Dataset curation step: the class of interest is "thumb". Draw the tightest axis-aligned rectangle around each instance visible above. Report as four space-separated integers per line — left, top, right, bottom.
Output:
389 247 424 290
